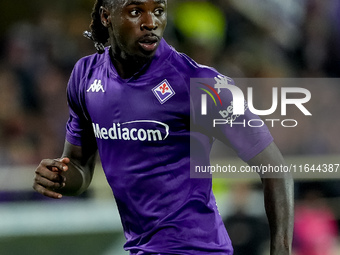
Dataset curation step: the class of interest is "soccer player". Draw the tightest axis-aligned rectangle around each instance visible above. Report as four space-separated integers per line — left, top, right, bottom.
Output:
33 0 293 254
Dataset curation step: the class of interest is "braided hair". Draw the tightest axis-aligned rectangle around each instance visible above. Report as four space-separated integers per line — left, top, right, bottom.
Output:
83 0 112 54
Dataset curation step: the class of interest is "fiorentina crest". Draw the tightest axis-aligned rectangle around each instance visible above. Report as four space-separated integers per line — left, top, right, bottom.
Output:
152 79 175 104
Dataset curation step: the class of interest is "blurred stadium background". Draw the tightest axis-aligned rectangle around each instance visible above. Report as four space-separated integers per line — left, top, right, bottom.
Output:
0 0 340 254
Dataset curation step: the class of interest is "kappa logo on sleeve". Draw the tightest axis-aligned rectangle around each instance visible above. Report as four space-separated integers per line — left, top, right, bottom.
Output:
152 79 175 104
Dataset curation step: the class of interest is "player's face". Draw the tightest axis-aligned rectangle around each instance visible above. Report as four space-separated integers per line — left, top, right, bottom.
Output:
108 0 167 59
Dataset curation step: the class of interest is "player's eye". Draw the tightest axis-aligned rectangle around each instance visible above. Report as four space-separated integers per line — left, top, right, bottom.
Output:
154 8 164 16
130 9 140 17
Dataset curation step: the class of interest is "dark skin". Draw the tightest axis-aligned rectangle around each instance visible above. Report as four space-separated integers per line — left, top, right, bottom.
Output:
248 143 294 254
102 0 167 78
33 0 293 254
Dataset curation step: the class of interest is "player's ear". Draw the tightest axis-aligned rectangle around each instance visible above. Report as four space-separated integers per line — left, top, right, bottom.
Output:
100 6 111 27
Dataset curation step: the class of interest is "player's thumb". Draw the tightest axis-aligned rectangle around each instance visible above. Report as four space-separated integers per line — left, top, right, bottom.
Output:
59 157 70 171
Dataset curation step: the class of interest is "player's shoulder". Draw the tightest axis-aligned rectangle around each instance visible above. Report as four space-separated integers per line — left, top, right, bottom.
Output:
168 47 222 79
72 48 108 80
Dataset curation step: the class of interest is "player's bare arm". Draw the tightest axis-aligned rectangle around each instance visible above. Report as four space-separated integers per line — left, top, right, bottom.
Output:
33 141 97 199
247 142 294 255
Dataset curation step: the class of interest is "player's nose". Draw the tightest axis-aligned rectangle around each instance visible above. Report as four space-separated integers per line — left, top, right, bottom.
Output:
141 12 158 31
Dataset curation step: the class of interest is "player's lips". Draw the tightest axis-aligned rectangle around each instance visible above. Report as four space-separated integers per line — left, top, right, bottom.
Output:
138 34 160 52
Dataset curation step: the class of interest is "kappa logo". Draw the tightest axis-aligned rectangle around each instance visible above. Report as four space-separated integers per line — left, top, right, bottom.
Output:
152 79 175 104
87 79 105 93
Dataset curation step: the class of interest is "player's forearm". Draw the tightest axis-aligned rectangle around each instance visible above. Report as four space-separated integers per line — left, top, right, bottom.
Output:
262 175 294 255
59 159 93 196
58 141 97 196
246 142 294 253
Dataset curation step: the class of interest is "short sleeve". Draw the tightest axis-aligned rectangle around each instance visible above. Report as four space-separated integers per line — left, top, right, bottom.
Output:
65 61 95 147
191 72 273 162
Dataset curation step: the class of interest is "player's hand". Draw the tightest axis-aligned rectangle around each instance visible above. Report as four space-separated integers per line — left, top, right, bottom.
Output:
33 157 70 199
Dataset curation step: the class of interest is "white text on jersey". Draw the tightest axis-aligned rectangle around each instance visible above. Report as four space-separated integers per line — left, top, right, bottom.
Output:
92 120 169 142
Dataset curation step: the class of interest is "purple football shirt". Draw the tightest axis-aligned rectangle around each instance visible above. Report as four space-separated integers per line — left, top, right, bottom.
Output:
65 39 273 254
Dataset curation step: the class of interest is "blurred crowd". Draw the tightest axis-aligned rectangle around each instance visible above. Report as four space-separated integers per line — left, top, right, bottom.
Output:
0 0 339 166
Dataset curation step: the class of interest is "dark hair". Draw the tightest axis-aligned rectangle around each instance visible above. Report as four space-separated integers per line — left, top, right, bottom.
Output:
83 0 110 54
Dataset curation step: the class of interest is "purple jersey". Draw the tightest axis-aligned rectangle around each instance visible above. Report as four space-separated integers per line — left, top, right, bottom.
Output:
65 39 273 254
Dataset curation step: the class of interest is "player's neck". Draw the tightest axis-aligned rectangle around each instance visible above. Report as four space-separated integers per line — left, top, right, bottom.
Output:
110 48 151 79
